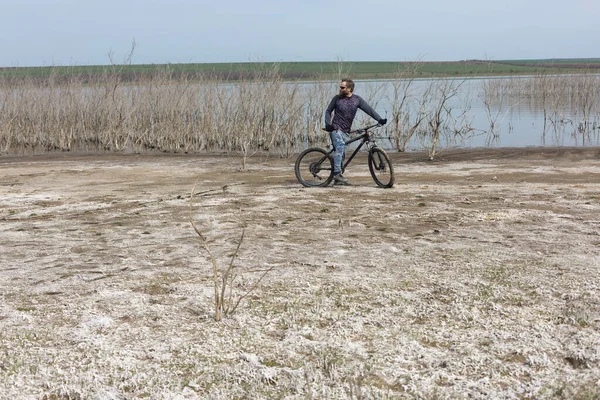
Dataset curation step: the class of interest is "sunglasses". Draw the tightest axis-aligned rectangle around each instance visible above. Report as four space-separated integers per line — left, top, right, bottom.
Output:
340 86 347 89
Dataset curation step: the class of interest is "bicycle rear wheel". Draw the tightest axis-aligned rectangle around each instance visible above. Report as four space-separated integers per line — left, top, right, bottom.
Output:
368 148 394 188
295 147 334 187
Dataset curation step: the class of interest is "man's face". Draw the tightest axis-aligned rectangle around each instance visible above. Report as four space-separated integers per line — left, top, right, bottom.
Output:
339 82 351 97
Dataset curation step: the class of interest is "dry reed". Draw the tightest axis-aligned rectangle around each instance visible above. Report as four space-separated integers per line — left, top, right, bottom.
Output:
0 66 334 160
480 74 600 138
1 70 599 159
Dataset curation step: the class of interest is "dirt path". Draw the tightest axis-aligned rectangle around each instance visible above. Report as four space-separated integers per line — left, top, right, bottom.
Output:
1 148 599 399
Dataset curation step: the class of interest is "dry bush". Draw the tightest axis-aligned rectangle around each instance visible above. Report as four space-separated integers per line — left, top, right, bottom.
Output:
0 61 482 161
189 181 273 321
0 65 323 161
386 62 425 152
386 77 474 157
4 63 598 160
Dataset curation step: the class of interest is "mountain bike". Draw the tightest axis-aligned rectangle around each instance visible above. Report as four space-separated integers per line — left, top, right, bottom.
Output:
294 123 394 188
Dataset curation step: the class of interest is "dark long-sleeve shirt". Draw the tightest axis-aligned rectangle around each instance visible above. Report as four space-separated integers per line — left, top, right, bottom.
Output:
324 94 383 133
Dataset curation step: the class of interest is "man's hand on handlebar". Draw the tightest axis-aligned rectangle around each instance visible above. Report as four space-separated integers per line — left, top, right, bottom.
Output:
378 118 387 125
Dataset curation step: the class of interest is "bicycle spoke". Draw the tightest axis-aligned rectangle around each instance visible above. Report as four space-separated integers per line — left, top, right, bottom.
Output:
295 148 334 187
368 148 394 188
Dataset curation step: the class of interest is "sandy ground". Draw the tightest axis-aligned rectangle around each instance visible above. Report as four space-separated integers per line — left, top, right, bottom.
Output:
1 148 600 399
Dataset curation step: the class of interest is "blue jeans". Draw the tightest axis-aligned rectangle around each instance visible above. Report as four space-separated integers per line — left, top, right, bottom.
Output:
330 130 350 175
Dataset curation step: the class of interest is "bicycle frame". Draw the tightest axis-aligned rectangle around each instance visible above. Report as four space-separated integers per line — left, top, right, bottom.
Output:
329 123 381 172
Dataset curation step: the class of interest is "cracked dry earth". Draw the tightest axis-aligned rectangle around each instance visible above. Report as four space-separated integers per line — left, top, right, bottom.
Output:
1 148 599 399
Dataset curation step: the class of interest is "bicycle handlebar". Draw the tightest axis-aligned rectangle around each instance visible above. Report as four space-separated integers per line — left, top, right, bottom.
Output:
321 123 383 133
349 123 382 135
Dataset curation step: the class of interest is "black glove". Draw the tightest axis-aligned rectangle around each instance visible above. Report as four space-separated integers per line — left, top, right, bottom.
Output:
378 118 387 125
325 124 335 132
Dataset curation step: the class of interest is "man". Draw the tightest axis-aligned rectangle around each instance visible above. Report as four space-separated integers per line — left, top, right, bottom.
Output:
324 79 387 184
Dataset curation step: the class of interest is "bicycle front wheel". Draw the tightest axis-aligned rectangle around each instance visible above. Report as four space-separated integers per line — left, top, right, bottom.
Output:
368 148 394 188
295 147 334 187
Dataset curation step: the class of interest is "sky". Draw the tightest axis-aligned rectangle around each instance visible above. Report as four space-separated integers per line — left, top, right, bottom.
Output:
1 0 599 67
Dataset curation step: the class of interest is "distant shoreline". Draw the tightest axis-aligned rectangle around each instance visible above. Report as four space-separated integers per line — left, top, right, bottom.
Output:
2 59 600 81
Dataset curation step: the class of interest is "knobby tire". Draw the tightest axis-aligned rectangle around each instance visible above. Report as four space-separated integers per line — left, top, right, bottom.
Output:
295 147 334 187
368 148 394 188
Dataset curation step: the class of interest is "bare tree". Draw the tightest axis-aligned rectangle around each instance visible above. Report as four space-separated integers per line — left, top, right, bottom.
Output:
106 38 138 151
397 82 434 152
426 79 465 160
386 61 424 151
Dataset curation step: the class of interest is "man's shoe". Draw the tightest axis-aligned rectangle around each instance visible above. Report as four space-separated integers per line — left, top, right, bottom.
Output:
333 180 350 186
333 174 349 184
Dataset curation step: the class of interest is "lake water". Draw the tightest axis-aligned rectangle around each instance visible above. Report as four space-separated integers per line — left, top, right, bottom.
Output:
344 76 600 150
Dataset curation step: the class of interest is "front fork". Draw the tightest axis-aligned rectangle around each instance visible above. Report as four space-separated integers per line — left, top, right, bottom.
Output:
367 140 386 171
